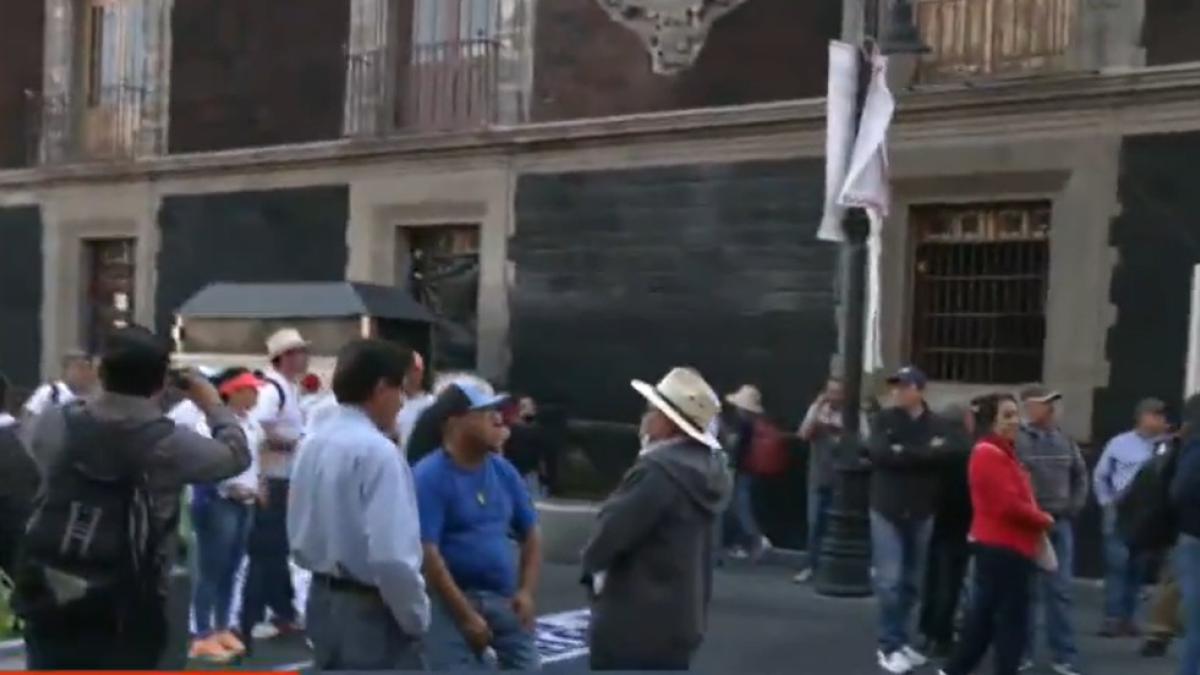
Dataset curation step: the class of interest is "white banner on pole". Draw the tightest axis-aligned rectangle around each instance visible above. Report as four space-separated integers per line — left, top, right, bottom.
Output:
1187 264 1200 397
819 41 860 243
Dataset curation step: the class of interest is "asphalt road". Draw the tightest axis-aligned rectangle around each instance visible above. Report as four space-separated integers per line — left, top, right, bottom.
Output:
0 562 1181 674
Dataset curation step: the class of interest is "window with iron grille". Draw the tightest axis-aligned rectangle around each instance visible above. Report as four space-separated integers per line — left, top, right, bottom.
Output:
910 203 1051 384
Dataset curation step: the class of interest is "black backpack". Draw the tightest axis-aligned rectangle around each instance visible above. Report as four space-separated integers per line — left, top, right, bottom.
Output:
1117 441 1180 552
11 402 173 621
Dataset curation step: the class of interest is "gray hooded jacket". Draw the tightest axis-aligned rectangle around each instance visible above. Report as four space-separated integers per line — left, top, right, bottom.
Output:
581 436 732 667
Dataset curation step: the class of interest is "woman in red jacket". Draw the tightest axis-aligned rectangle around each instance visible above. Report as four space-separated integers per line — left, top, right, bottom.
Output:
940 394 1054 675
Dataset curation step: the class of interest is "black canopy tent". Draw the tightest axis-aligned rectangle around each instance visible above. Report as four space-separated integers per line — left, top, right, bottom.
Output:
174 281 435 360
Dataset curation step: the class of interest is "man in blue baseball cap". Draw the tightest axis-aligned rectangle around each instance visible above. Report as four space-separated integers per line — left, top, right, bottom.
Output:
870 365 957 674
414 382 542 670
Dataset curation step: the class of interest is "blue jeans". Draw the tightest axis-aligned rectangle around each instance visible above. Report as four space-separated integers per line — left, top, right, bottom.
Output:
191 496 254 635
1027 519 1079 666
240 478 296 633
1176 535 1200 675
871 511 934 654
807 485 833 570
1103 505 1143 622
733 472 763 547
427 590 541 671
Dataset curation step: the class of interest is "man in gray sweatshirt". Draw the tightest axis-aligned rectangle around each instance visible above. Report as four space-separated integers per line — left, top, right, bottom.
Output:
1016 386 1089 675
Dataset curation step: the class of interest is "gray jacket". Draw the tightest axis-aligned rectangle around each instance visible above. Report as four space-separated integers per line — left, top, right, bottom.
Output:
1015 423 1089 517
28 392 250 593
581 437 732 666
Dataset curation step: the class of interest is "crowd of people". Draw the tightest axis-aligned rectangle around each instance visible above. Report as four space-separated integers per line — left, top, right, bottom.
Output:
4 323 1200 674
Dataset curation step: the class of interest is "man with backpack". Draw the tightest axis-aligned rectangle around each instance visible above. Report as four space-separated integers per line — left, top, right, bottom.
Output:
13 326 251 669
724 385 777 562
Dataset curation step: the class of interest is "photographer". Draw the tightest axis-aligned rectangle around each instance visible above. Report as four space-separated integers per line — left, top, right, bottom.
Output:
14 325 251 669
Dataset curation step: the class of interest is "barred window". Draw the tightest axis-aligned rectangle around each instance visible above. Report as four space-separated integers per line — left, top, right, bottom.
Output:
910 203 1051 384
914 0 1075 82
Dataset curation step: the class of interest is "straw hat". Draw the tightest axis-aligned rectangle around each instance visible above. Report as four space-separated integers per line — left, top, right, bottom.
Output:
632 367 721 449
725 385 765 415
266 328 309 359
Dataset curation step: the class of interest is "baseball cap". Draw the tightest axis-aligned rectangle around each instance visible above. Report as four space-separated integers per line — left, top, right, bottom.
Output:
1020 385 1062 404
886 366 927 390
1136 397 1167 417
446 381 510 416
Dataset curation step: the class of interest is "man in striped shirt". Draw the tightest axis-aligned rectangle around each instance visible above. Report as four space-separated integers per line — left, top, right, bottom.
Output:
1093 397 1170 637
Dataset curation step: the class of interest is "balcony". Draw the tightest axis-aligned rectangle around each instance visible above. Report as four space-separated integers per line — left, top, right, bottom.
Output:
27 82 146 164
345 38 501 137
914 0 1076 82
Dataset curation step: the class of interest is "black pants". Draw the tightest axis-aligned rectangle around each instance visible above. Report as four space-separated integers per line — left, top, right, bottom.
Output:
920 533 972 644
25 604 167 669
944 544 1035 675
240 477 295 633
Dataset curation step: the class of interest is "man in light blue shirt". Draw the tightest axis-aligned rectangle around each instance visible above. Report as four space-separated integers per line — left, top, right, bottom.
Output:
289 340 430 670
1093 397 1170 637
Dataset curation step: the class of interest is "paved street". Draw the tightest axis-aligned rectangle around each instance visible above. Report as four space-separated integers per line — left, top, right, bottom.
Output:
0 562 1178 673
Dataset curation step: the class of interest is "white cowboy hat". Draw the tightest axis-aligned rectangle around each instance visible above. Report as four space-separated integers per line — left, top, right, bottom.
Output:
725 385 765 415
632 367 721 449
266 328 310 359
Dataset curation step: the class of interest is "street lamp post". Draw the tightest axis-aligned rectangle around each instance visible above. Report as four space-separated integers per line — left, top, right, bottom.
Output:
814 0 928 598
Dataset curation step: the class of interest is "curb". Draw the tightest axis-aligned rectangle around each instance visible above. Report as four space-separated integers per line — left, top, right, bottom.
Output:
0 638 21 659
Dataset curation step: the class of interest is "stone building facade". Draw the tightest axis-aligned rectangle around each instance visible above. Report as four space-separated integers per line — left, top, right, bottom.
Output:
2 0 1200 558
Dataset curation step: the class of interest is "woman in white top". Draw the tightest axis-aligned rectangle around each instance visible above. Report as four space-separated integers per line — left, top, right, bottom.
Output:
188 368 264 663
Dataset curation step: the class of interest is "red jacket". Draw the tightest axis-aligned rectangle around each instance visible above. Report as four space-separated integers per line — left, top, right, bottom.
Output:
968 434 1053 559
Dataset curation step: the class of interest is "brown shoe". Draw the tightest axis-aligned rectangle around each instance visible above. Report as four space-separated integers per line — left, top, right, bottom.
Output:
214 630 246 655
189 636 234 664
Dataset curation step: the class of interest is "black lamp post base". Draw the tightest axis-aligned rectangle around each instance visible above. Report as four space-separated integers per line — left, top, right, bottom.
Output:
814 462 874 598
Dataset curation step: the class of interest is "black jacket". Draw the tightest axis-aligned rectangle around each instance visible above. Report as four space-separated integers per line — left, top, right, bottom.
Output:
0 424 39 574
932 421 974 540
1171 438 1200 539
867 406 954 522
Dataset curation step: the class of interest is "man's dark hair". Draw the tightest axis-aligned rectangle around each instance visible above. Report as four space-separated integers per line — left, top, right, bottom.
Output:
99 325 171 398
406 385 474 465
213 367 251 404
332 339 413 404
970 393 1017 435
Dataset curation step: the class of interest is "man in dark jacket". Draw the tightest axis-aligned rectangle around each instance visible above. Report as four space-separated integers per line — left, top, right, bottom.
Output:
1016 386 1089 675
0 373 39 576
581 367 732 671
869 366 953 674
918 402 974 658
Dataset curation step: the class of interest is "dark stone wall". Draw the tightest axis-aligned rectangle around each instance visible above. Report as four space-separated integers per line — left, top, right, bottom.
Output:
0 206 43 391
532 0 839 122
511 159 836 548
1143 0 1200 66
1096 131 1200 444
168 0 349 153
156 186 350 336
0 1 43 168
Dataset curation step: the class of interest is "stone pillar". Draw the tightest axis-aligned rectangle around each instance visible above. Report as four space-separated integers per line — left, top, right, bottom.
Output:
1076 0 1147 70
495 0 536 125
41 0 79 163
138 0 174 157
343 0 397 137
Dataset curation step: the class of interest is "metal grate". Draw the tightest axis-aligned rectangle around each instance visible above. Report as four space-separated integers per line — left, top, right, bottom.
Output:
910 203 1051 384
914 0 1075 81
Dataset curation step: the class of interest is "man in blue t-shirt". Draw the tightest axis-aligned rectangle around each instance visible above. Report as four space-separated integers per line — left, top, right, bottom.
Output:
414 382 542 671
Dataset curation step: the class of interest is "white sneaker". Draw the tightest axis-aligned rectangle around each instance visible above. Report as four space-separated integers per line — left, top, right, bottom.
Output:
250 622 280 640
1051 663 1083 675
877 649 914 674
901 645 928 668
792 568 813 584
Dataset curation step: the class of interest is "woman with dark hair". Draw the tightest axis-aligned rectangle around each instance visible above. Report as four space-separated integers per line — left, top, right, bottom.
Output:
939 394 1054 675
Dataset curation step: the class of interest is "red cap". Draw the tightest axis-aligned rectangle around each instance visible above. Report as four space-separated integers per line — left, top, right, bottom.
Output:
219 371 263 398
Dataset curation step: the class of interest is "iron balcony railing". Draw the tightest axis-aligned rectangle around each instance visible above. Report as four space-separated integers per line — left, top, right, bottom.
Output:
26 82 146 164
914 0 1075 81
345 38 501 136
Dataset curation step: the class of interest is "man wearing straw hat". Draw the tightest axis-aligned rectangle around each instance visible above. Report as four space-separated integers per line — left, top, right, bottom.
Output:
581 367 733 670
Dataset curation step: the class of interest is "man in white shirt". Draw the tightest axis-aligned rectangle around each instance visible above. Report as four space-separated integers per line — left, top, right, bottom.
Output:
240 328 309 643
290 339 430 670
21 351 96 421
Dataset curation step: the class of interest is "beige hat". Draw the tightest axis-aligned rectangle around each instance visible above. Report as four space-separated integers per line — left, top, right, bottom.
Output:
725 385 765 415
266 328 309 359
632 367 721 449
